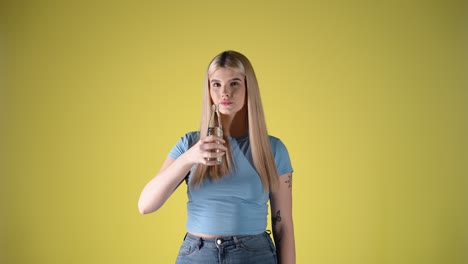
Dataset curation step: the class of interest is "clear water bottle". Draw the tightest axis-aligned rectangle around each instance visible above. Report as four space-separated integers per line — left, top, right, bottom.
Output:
206 104 223 165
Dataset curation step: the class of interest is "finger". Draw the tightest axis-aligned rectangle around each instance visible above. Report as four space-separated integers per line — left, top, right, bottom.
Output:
202 152 225 166
203 150 225 159
203 160 220 166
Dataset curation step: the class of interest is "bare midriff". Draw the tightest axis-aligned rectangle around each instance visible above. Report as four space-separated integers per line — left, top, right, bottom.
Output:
188 231 233 239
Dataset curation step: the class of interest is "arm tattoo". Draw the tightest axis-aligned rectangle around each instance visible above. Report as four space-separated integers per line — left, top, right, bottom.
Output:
272 210 282 227
285 173 292 188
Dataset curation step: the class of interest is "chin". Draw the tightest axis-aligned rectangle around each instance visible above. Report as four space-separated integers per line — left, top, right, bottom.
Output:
219 109 237 116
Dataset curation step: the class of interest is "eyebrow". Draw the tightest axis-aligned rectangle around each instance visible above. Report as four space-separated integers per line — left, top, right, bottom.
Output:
210 78 243 83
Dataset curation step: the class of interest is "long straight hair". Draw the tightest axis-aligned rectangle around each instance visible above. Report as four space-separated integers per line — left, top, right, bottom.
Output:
191 51 279 192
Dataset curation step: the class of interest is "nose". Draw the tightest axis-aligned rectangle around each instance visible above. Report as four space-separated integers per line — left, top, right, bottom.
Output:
221 84 230 98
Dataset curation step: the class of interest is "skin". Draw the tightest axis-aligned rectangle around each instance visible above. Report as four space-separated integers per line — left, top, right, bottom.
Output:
270 172 296 264
209 67 248 137
138 67 295 264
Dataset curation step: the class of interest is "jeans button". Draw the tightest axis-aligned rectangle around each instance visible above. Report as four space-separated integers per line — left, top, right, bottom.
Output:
216 239 222 245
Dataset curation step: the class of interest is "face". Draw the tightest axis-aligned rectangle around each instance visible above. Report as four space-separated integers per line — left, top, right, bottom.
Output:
209 67 246 116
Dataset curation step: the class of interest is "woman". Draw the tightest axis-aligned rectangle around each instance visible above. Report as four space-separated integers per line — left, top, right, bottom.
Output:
138 50 295 264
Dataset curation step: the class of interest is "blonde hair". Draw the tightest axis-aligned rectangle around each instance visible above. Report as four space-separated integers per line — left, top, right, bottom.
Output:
191 51 279 192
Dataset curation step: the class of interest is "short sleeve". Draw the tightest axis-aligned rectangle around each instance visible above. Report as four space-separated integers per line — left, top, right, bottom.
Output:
269 136 293 176
168 132 199 159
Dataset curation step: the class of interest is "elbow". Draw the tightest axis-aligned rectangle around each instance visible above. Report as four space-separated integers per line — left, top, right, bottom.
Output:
138 199 162 215
138 200 151 215
138 205 149 215
138 201 146 214
138 187 168 214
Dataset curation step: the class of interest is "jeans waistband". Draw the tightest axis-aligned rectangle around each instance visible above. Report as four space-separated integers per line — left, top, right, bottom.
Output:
184 231 270 247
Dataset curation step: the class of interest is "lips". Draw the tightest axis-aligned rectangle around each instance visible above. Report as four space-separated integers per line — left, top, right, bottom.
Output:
220 101 233 106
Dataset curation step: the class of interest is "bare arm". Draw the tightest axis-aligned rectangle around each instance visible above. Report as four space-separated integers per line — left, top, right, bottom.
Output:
138 135 226 214
270 172 295 264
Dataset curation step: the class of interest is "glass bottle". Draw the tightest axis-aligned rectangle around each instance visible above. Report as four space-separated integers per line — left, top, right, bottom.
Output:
206 104 223 164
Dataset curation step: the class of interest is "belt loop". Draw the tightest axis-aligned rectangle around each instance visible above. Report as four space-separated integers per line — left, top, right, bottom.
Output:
233 236 241 247
197 237 203 249
183 232 188 241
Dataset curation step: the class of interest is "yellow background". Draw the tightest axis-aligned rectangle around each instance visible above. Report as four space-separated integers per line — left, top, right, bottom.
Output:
2 0 467 263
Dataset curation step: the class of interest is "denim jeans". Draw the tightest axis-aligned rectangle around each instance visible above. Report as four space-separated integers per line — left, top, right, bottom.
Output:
175 231 277 264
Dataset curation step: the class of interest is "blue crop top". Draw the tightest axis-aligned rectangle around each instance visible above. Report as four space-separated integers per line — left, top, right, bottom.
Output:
168 131 293 235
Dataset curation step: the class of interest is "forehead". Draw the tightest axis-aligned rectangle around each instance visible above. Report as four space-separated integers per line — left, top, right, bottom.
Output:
209 67 245 81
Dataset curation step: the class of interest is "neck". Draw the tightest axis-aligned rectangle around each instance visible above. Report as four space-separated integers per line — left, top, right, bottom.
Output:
221 107 248 138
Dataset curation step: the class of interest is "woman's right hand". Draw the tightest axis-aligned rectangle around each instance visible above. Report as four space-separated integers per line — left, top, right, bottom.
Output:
138 135 227 214
186 135 227 166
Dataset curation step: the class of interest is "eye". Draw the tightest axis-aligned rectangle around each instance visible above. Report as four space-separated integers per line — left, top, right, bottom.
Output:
212 82 221 88
230 81 240 87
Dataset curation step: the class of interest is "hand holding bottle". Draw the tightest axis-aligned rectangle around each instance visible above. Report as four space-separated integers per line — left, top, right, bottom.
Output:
206 104 224 164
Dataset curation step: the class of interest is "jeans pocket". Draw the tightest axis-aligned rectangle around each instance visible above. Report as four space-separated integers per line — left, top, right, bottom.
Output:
238 235 273 253
177 238 200 257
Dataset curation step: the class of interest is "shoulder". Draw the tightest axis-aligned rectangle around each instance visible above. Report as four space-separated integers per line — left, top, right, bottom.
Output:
168 131 200 159
268 135 288 151
268 135 282 143
184 131 200 140
268 135 293 174
182 131 199 137
180 131 200 146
